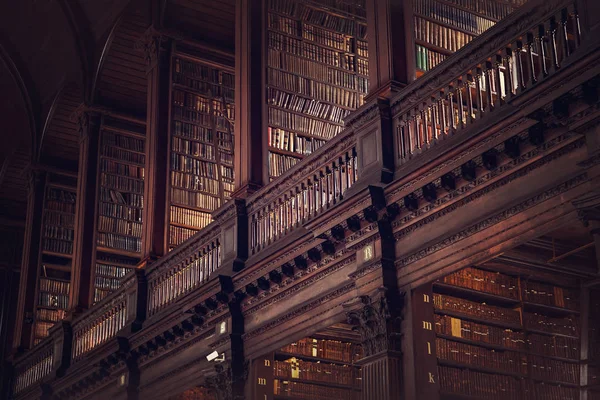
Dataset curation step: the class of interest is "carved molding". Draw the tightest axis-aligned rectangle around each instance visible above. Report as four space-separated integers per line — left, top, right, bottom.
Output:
134 26 169 70
205 362 248 400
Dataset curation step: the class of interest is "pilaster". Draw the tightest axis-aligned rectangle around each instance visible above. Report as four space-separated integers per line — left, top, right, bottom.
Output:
137 27 172 259
13 169 47 351
70 107 102 312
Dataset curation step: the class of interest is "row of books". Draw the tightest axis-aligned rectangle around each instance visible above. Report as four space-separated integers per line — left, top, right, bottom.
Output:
46 188 76 205
170 171 220 195
100 188 143 208
170 205 212 228
173 90 212 114
221 165 233 181
100 159 144 179
435 314 526 349
174 95 234 122
172 106 217 127
433 293 522 325
172 136 216 160
94 288 111 304
38 292 69 309
43 238 73 255
439 266 520 299
44 210 75 227
43 225 74 242
416 45 447 72
216 131 233 150
45 200 76 215
223 181 234 198
269 152 302 177
36 308 65 323
269 49 365 91
170 153 218 177
529 354 579 384
95 263 130 279
299 6 367 38
439 366 523 399
269 127 326 155
274 359 355 386
415 0 496 35
102 145 145 165
522 281 579 311
439 0 522 20
39 278 69 295
98 215 142 238
269 32 363 74
280 337 361 363
527 333 579 360
99 202 142 222
172 121 214 143
436 337 527 373
95 275 122 292
171 188 220 210
528 382 579 400
103 131 144 153
268 68 366 107
169 225 198 247
274 379 352 400
524 312 579 337
173 58 235 88
414 16 475 53
303 22 353 52
97 233 141 253
268 88 350 123
100 173 144 194
173 77 234 103
220 151 233 166
268 108 344 139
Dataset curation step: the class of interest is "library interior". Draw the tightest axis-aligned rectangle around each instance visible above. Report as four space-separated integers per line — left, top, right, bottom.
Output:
0 0 599 398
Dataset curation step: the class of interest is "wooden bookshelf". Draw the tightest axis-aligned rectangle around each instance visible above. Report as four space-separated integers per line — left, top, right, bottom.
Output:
413 0 525 73
266 0 368 178
168 54 234 251
270 336 363 400
415 265 585 399
93 253 137 303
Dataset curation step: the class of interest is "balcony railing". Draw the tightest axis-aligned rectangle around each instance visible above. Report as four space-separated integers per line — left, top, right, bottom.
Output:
248 139 358 256
71 274 134 361
10 0 597 396
146 223 221 316
395 0 582 164
12 340 53 395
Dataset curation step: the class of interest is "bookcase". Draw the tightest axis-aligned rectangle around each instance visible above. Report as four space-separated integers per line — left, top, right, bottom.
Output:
34 175 76 345
255 336 362 400
414 265 588 399
168 53 235 250
93 116 146 303
413 0 526 75
266 0 369 178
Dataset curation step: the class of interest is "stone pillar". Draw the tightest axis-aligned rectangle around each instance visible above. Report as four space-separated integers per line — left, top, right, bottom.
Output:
69 108 101 311
232 0 268 198
136 27 172 261
365 0 415 100
13 169 46 350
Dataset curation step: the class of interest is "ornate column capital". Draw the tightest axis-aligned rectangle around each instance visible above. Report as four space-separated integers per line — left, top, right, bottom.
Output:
205 361 249 400
346 292 405 358
135 26 170 72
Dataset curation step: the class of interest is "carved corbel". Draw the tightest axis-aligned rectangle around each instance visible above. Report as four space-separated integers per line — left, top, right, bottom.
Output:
134 27 169 72
205 361 249 400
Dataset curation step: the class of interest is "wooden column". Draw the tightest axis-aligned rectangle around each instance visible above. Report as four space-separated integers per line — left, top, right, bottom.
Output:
137 27 172 261
232 0 268 198
365 0 415 100
13 169 46 351
69 109 101 311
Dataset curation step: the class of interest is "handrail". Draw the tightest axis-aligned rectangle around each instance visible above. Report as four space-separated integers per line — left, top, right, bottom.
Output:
70 273 135 361
12 339 54 395
145 221 221 316
392 0 582 164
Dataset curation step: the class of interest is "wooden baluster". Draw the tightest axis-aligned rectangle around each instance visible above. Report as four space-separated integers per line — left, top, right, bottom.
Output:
494 55 506 104
352 147 358 183
572 4 581 48
464 75 474 124
475 69 484 118
485 62 495 111
537 24 549 78
504 48 516 98
455 80 465 129
398 119 406 160
549 17 561 70
447 86 456 133
515 40 527 90
527 32 538 85
561 8 571 58
439 92 448 138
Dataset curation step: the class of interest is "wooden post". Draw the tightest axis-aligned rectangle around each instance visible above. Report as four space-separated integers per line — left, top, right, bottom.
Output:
365 0 415 100
69 108 101 311
13 169 46 351
232 0 268 198
137 27 172 261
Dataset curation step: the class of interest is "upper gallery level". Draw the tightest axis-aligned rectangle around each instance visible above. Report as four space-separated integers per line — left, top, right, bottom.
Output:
5 0 600 398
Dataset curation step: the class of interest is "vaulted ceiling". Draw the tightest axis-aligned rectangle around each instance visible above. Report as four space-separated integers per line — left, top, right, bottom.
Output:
0 0 235 236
